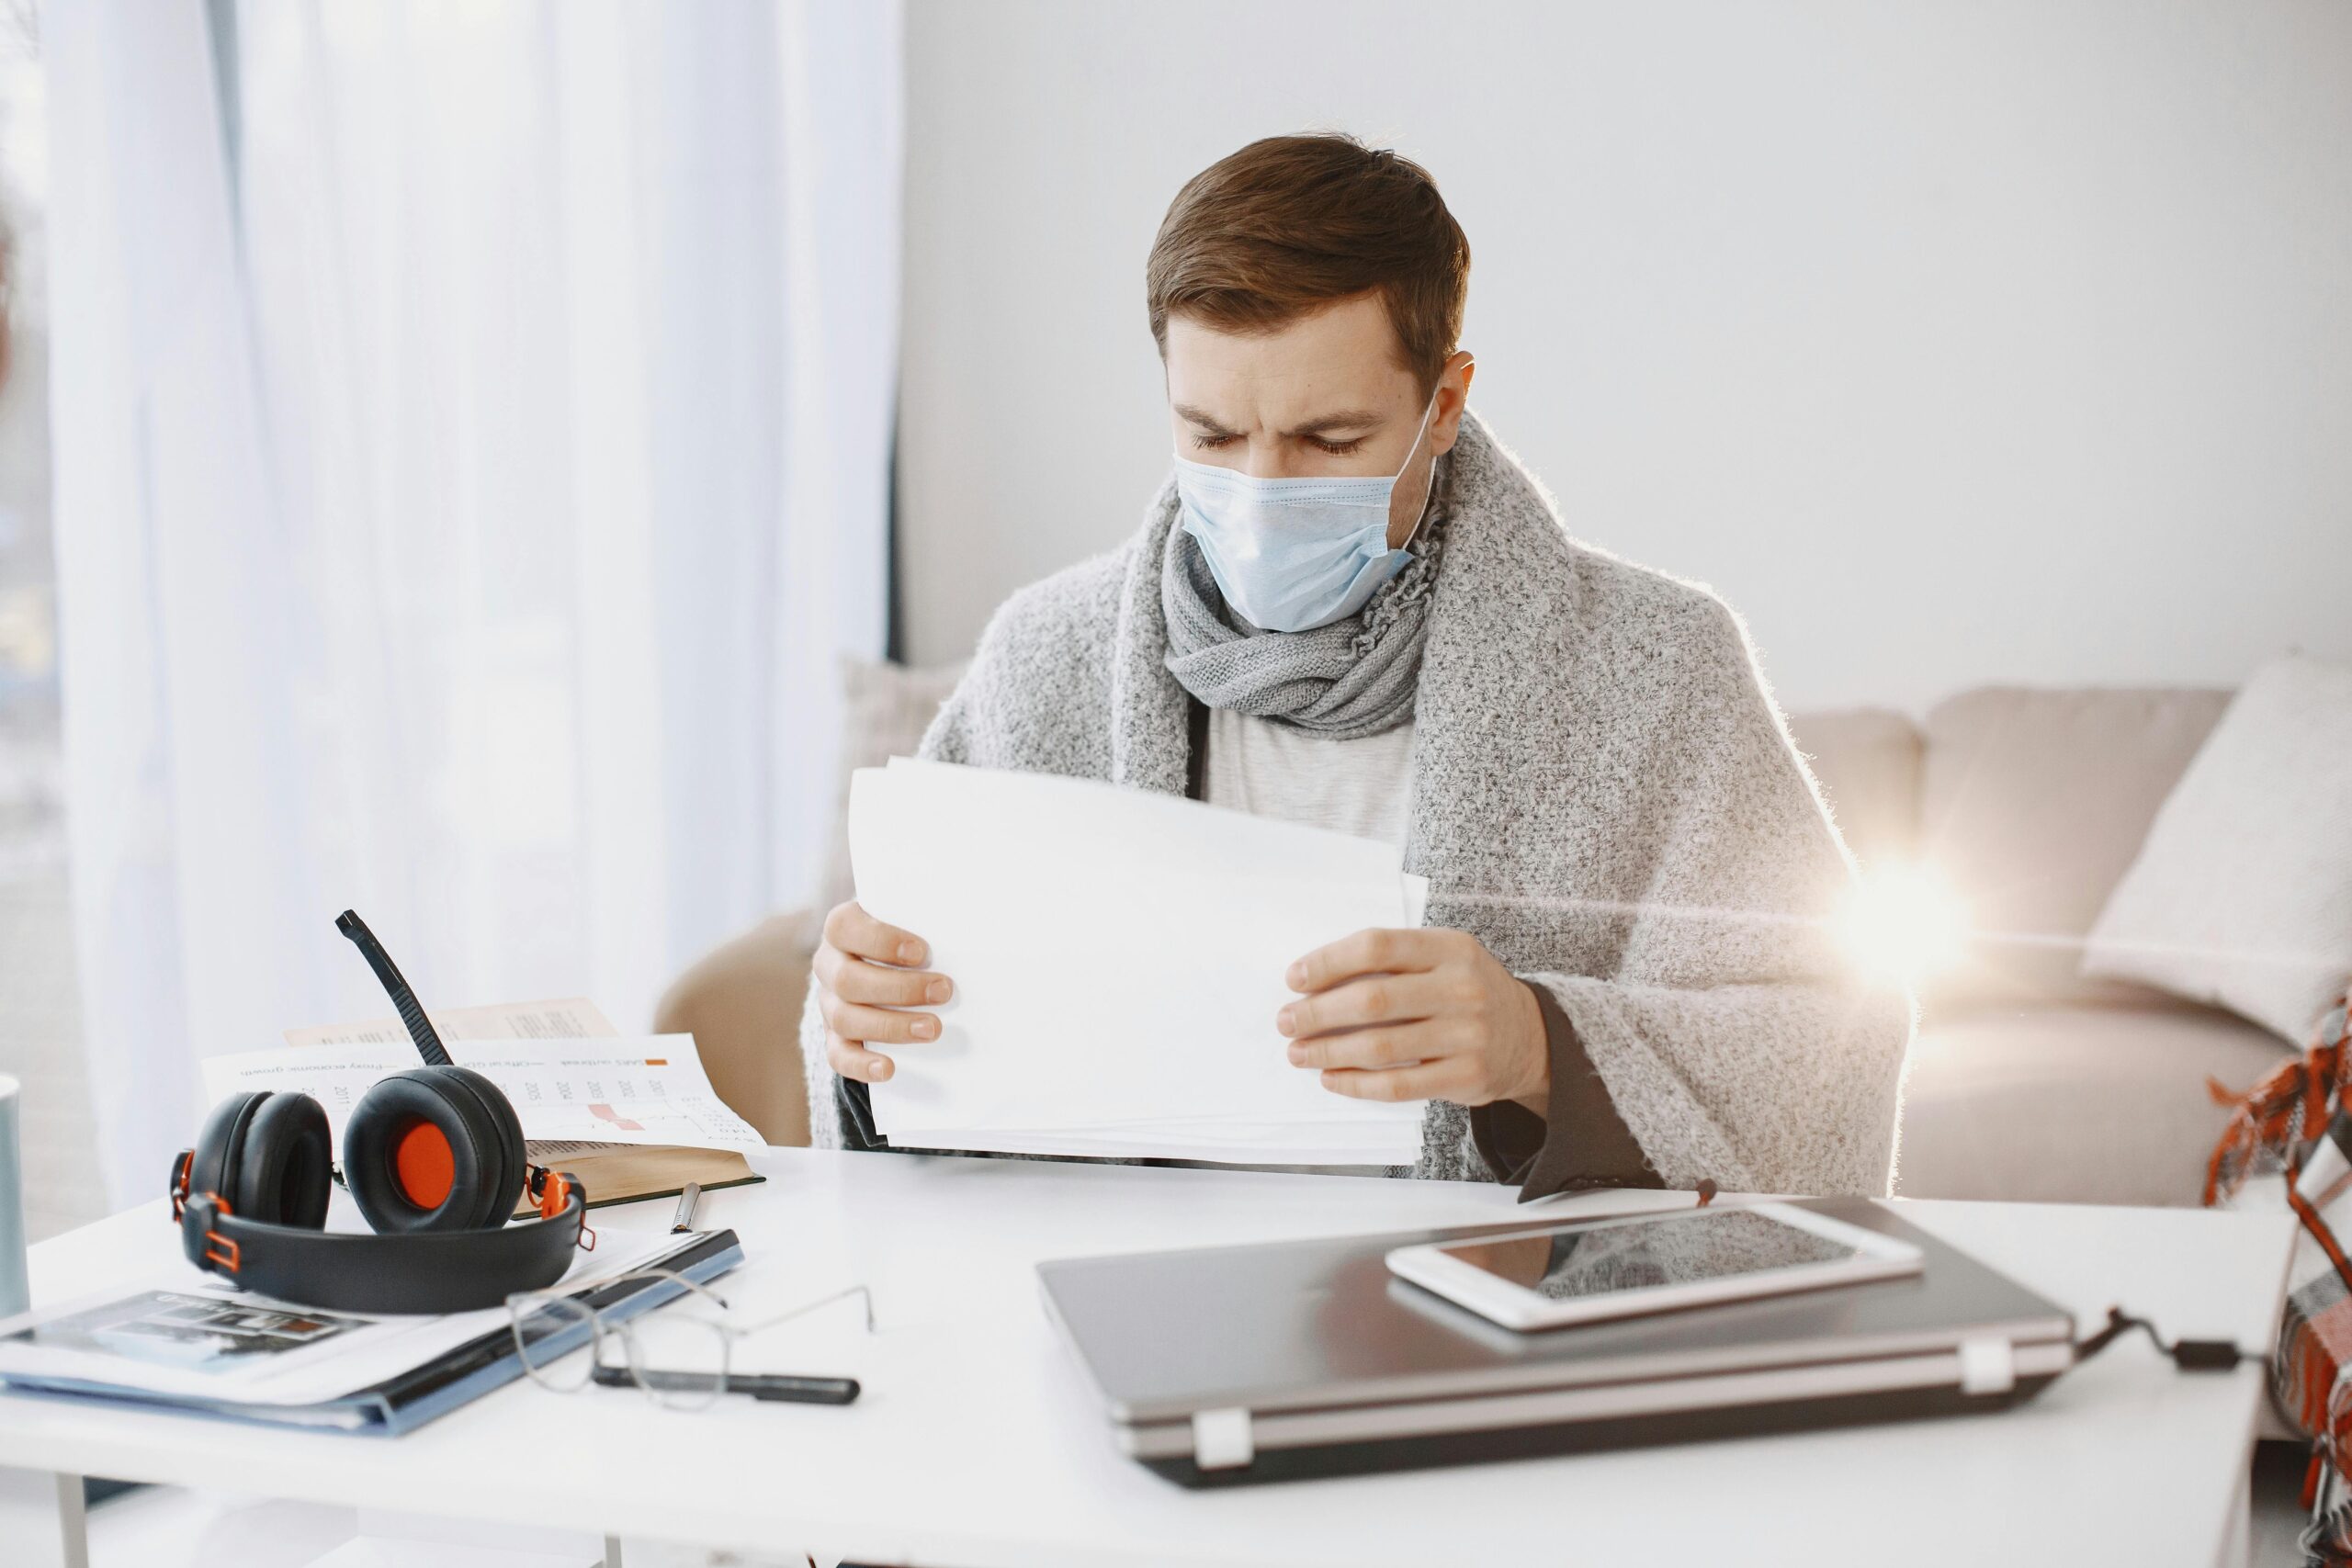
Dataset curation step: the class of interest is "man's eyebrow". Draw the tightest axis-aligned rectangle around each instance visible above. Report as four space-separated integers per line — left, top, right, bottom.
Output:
1172 403 1238 434
1283 409 1385 437
1171 404 1388 437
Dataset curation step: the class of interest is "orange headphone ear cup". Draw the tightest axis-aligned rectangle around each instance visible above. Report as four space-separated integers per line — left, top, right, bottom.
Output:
232 1092 334 1229
343 1070 497 1235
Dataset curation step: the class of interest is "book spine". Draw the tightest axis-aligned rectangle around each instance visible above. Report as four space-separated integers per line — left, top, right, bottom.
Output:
356 1231 747 1435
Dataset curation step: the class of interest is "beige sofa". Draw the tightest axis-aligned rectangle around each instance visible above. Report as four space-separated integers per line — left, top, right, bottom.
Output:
1791 688 2290 1207
662 671 2290 1209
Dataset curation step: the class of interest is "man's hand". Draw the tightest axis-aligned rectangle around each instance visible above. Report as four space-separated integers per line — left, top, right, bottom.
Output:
1279 928 1550 1113
814 900 953 1086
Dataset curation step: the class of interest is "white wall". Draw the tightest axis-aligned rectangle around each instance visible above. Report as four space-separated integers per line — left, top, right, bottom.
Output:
896 0 2352 711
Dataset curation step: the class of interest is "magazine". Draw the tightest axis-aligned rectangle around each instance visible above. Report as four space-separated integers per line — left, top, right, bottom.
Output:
0 1223 741 1431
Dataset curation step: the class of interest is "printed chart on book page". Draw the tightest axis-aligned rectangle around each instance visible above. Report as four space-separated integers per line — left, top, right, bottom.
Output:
201 1036 764 1155
283 997 619 1047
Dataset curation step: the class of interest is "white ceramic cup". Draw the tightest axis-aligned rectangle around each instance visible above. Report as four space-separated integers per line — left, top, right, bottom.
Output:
0 1073 27 1318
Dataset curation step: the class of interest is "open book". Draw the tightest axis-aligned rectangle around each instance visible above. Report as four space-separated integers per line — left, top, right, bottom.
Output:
285 998 763 1212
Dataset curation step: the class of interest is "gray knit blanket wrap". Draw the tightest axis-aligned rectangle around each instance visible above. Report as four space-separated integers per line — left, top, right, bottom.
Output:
802 412 1911 1198
1159 458 1452 739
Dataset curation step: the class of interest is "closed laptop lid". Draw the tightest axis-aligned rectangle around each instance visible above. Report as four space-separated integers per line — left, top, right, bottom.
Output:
1037 1198 2074 1426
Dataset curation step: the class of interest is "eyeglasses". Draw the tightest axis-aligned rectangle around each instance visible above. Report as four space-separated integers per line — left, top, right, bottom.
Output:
505 1269 873 1411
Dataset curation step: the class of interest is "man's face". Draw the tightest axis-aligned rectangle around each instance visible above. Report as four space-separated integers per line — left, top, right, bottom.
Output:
1165 292 1474 549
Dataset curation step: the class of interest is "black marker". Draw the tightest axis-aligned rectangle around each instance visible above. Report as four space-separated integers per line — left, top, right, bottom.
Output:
591 1365 860 1404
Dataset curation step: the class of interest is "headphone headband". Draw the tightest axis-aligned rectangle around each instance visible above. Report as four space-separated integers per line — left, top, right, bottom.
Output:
176 1183 588 1314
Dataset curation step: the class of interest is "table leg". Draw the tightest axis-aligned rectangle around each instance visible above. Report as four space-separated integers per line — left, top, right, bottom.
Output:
0 1466 89 1568
2218 1454 2251 1568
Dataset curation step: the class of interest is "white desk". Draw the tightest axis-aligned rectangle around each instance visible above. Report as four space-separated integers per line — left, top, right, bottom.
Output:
0 1150 2299 1568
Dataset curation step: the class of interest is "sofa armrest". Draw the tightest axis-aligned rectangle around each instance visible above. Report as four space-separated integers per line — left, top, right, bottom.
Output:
652 910 817 1148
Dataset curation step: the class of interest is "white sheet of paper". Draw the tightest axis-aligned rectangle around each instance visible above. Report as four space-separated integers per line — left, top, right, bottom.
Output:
899 1129 1416 1165
199 1036 766 1155
849 760 1426 1165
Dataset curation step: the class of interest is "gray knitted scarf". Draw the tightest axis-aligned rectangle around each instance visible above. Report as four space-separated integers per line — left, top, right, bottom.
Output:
1159 457 1452 740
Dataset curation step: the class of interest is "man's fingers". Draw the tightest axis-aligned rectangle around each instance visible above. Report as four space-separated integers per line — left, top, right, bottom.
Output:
1317 1058 1468 1105
1285 1025 1435 1073
818 985 936 1042
827 1031 895 1084
1286 927 1445 994
821 998 942 1046
822 899 931 966
815 904 947 1087
1278 971 1451 1040
813 943 953 1007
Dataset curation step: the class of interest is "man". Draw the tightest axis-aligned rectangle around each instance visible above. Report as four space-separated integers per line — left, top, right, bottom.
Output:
803 133 1909 1199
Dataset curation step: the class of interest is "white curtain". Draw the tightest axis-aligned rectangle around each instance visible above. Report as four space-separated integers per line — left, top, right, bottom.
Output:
47 0 900 1206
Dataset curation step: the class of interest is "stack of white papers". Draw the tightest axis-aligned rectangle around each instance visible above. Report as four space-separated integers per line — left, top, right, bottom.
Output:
848 759 1429 1166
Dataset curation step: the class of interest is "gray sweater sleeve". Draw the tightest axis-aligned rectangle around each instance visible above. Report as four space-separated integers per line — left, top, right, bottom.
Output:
1467 983 1661 1197
1516 602 1912 1198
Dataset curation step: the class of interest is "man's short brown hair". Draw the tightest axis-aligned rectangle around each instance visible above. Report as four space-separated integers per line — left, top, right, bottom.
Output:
1146 132 1470 392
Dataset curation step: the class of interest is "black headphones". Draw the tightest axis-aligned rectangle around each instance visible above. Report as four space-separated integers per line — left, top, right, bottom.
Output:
168 912 590 1314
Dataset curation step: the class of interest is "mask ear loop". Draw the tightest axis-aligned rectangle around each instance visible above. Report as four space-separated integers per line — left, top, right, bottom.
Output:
1395 357 1470 551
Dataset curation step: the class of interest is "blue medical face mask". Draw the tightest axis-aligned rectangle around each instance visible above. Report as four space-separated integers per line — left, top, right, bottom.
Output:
1173 389 1442 634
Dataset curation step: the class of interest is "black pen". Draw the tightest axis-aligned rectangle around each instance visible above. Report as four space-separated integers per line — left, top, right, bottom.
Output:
591 1365 860 1404
671 1182 702 1235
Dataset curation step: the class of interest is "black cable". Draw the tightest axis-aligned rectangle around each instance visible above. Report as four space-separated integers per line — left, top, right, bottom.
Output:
2076 1305 2247 1372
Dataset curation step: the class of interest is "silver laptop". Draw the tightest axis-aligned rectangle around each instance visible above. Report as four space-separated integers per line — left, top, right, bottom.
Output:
1036 1197 2075 1485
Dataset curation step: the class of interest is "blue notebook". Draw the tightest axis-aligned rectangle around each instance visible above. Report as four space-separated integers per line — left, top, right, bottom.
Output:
0 1228 741 1436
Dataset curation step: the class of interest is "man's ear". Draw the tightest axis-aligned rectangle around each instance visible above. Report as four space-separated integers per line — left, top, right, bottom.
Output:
1428 351 1477 456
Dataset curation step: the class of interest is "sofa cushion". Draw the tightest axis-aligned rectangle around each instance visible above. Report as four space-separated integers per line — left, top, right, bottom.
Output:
650 910 815 1147
1894 1000 2290 1207
2080 655 2352 1044
1783 708 1923 869
1917 686 2232 1007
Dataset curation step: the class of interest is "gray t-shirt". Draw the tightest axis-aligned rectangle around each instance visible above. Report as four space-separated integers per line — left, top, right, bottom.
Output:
1202 707 1416 846
1196 708 1418 1177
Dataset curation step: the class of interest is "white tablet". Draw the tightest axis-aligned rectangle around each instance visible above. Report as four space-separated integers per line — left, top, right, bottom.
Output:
1385 1202 1924 1331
